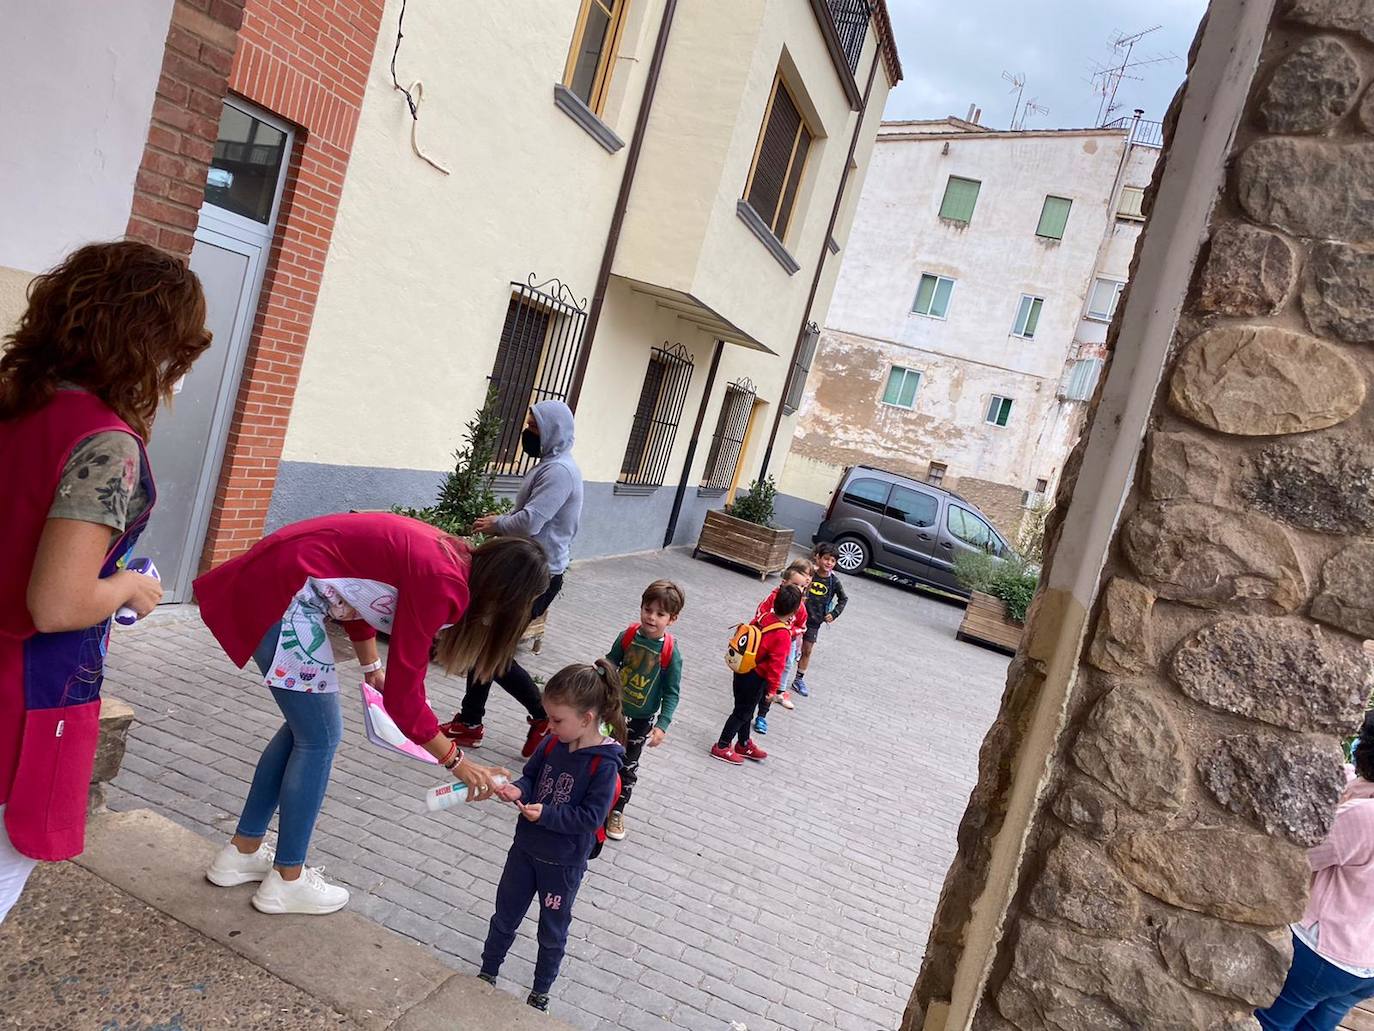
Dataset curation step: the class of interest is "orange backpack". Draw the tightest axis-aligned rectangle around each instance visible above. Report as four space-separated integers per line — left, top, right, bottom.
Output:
725 619 788 674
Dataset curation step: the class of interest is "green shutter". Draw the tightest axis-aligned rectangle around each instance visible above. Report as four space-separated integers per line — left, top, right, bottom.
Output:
1036 196 1072 240
939 177 981 223
898 370 920 407
997 398 1012 426
931 277 954 318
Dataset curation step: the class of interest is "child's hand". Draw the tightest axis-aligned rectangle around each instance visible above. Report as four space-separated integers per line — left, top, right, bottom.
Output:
494 783 523 803
517 802 542 822
648 727 667 748
825 613 835 623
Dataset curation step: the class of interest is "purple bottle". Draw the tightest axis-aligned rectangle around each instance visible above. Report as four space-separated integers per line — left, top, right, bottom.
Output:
114 557 160 626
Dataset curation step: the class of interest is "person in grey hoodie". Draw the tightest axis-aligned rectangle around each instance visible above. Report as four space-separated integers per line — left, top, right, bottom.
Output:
441 400 583 758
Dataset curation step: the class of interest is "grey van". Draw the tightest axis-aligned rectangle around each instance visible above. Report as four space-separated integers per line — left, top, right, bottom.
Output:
812 465 1013 596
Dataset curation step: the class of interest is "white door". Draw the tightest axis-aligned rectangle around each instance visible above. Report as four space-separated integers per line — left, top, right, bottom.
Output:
140 98 293 602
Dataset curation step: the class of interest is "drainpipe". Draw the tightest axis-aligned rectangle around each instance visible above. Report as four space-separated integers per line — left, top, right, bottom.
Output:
567 0 680 412
758 42 883 478
663 339 725 547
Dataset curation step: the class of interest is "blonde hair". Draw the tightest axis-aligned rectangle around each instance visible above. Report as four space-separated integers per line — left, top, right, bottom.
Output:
542 658 628 745
783 559 813 581
433 536 549 682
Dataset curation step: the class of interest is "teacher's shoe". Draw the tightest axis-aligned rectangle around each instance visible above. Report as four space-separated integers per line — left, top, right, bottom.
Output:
251 867 349 915
206 842 276 886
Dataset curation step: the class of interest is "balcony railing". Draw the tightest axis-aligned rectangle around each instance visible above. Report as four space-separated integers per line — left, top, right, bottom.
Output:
1104 114 1165 149
826 0 871 74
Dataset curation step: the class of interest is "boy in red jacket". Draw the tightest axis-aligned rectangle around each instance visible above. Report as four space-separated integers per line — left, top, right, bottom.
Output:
710 583 803 766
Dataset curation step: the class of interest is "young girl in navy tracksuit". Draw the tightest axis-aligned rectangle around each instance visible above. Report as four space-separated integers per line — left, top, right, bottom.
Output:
479 659 626 1012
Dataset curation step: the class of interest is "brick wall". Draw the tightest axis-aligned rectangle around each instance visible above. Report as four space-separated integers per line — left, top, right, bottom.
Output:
199 0 385 566
126 1 245 258
127 0 386 569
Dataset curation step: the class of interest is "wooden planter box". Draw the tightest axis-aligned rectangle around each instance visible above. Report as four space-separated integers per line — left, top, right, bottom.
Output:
956 590 1024 654
693 508 794 580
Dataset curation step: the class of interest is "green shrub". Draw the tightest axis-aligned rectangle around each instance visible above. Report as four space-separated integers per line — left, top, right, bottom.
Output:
955 550 1040 624
395 384 511 537
729 476 778 527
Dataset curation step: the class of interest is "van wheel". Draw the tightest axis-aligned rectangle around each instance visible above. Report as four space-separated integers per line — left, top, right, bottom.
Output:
834 536 870 574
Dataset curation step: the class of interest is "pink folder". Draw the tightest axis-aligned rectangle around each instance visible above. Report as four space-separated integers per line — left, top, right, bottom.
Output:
359 682 436 764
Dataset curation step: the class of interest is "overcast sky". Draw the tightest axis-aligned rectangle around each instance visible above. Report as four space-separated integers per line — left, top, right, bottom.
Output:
881 0 1209 130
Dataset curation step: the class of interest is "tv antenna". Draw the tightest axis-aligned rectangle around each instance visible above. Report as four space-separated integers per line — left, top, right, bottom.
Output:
1016 99 1050 130
1089 27 1178 124
1002 70 1026 130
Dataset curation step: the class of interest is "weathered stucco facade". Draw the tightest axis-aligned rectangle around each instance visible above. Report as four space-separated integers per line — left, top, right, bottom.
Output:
779 120 1157 543
908 1 1374 1027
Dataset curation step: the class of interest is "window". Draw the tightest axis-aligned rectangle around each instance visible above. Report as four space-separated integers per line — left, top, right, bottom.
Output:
488 278 589 475
881 366 922 409
985 395 1013 427
701 379 756 492
619 343 695 490
1024 477 1050 508
1036 195 1073 240
948 506 998 551
564 0 630 114
886 485 938 527
205 102 290 224
926 461 947 487
1086 277 1125 321
744 74 813 241
782 322 820 415
1062 357 1104 401
912 274 955 319
939 176 981 224
1117 186 1146 221
842 477 892 514
1012 295 1044 339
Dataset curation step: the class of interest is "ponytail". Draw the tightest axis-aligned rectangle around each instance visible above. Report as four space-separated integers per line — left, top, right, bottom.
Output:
542 658 628 745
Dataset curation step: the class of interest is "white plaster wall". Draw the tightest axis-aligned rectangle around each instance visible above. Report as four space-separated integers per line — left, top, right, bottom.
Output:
0 0 171 283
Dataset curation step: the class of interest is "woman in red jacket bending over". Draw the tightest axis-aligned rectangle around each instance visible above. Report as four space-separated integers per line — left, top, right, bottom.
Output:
195 512 547 916
0 241 211 923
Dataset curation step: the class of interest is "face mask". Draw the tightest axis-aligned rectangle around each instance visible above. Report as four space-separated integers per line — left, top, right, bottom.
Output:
521 428 542 459
171 374 187 395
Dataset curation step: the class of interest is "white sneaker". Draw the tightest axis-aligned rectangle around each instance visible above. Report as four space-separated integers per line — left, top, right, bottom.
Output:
206 842 276 886
251 867 350 915
779 693 796 711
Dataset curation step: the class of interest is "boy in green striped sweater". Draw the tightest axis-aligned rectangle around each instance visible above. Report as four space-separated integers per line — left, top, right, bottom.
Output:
603 580 685 842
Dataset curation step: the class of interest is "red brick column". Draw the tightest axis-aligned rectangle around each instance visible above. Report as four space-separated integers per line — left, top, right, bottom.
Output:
198 0 385 566
126 0 245 258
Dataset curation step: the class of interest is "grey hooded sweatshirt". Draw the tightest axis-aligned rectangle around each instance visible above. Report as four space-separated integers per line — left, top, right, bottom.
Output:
490 400 583 575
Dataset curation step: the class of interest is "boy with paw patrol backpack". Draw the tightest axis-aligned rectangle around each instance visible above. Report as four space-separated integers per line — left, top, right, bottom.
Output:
602 580 684 841
711 583 803 766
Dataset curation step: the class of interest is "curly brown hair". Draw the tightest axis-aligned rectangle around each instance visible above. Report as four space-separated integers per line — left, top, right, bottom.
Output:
0 241 211 439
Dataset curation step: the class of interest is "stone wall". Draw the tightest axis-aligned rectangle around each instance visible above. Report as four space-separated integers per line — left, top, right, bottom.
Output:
908 3 1374 1027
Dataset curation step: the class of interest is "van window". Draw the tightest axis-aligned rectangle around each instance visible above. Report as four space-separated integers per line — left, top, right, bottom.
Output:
948 506 996 550
842 477 891 514
886 485 938 527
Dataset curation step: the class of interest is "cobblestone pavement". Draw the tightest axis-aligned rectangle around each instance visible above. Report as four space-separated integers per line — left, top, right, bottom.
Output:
104 547 1009 1031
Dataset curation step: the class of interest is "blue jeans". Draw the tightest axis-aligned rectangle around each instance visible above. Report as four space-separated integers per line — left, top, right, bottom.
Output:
235 623 343 867
1257 933 1374 1031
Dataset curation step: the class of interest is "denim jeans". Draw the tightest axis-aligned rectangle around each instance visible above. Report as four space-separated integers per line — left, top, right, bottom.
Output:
1256 932 1374 1031
235 623 343 867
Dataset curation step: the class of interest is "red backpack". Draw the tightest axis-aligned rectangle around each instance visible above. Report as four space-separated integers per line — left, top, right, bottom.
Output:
540 736 621 860
620 624 674 668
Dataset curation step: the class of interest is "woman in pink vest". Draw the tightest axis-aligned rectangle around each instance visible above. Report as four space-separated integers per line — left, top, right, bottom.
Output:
1257 714 1374 1030
194 513 548 915
0 241 211 922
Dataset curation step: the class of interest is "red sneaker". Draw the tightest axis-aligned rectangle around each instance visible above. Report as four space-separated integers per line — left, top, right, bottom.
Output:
521 717 550 758
440 720 484 748
736 740 768 762
710 743 744 765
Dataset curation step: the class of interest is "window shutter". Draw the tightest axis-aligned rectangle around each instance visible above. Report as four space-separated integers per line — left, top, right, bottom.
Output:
1117 186 1146 220
939 177 981 223
621 357 667 477
1036 196 1072 239
776 125 812 239
748 85 803 233
782 322 820 415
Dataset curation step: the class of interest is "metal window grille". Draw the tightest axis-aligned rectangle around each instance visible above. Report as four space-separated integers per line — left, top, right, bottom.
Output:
488 275 587 478
618 343 695 491
782 321 820 415
826 0 871 73
701 378 757 492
